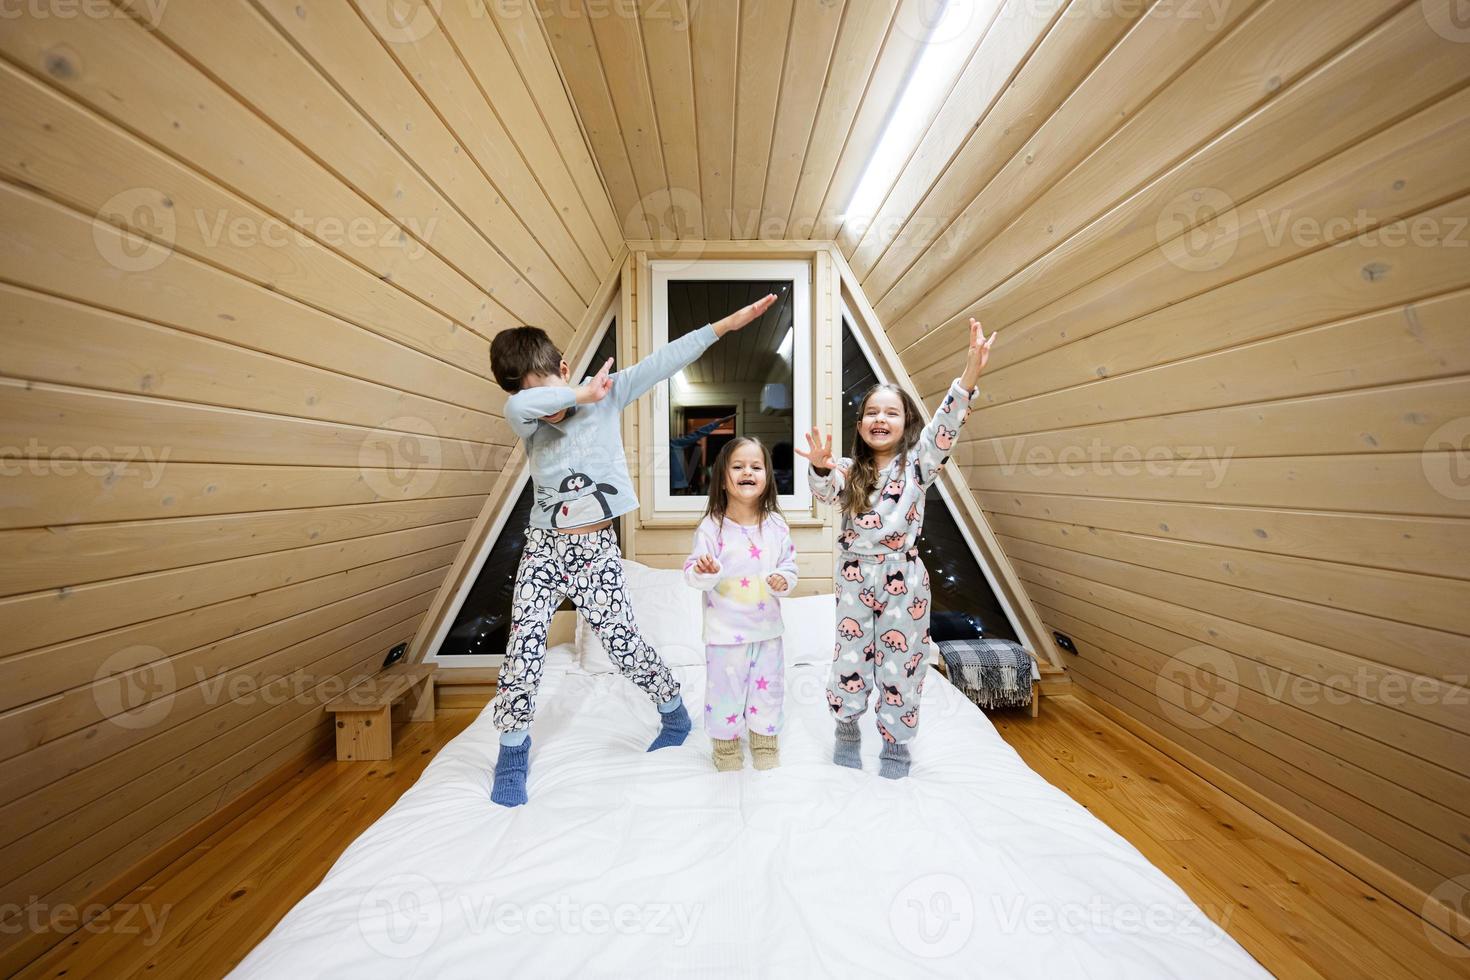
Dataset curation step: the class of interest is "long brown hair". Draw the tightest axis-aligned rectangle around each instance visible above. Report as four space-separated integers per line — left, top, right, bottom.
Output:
844 384 923 520
703 436 782 526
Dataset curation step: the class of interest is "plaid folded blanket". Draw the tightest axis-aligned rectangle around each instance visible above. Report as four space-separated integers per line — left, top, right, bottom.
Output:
937 638 1037 710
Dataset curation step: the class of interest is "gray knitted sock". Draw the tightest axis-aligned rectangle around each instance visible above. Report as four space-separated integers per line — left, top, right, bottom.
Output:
833 719 862 769
879 739 911 779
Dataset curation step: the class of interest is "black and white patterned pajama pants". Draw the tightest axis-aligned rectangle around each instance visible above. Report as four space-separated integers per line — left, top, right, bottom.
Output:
491 526 681 733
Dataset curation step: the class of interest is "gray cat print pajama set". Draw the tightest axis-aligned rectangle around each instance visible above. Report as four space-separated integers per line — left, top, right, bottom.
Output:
810 380 976 747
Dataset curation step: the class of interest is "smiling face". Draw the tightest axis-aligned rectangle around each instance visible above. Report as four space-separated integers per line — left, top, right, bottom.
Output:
858 388 907 454
724 441 768 505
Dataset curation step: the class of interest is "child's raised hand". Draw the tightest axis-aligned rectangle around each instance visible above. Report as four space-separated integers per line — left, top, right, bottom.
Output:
794 427 835 472
575 357 615 405
766 573 788 593
711 292 778 337
694 554 721 576
960 318 996 389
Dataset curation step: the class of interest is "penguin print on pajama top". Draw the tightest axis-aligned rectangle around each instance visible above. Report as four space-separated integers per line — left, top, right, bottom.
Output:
538 470 620 529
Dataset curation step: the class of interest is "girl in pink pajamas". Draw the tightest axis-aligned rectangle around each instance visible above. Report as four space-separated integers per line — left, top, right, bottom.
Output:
799 318 996 779
683 438 799 772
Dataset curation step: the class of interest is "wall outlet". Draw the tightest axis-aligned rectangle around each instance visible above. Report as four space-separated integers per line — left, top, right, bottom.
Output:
382 642 408 668
1053 632 1078 655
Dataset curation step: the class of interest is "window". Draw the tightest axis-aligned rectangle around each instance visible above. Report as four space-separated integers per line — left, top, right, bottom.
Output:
649 260 812 512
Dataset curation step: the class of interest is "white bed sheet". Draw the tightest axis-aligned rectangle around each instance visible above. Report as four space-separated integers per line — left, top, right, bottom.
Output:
233 651 1269 979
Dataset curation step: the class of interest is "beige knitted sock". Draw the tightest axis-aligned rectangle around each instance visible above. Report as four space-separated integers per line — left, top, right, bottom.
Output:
712 737 744 772
749 732 780 770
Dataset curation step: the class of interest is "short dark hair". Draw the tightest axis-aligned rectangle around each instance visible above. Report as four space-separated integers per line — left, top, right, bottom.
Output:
489 326 563 392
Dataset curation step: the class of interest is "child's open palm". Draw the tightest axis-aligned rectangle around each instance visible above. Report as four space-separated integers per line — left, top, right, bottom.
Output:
794 427 835 472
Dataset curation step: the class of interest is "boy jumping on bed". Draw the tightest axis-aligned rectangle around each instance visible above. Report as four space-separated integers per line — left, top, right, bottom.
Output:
486 292 778 807
796 318 995 779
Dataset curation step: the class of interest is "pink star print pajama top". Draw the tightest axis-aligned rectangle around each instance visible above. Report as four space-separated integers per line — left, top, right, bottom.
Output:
683 514 800 739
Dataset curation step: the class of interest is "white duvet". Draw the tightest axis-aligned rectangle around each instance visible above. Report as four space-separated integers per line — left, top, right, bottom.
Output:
232 651 1269 979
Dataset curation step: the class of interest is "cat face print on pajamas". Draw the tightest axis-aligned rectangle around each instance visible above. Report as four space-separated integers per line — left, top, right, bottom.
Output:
812 379 975 745
808 378 976 560
825 550 932 746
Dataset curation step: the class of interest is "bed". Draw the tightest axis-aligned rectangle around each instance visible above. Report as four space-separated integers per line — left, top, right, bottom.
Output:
232 570 1269 979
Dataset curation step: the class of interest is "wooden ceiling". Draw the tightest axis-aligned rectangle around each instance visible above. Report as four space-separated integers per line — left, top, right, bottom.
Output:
539 0 933 241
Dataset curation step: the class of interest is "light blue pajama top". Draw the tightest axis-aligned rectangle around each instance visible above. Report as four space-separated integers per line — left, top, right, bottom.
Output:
505 324 717 530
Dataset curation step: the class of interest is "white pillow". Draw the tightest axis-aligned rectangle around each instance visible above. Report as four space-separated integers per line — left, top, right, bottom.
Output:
780 593 837 665
575 560 705 673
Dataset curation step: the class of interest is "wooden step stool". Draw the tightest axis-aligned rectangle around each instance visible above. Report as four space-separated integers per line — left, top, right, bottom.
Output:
325 663 437 761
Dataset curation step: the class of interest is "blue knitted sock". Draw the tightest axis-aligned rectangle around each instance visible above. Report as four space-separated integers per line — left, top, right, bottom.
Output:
491 735 532 807
647 696 691 752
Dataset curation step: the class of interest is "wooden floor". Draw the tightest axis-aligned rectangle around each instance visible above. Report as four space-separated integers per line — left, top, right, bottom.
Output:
21 697 1466 979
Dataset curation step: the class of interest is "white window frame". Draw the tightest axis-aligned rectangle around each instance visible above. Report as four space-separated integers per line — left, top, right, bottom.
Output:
649 259 812 513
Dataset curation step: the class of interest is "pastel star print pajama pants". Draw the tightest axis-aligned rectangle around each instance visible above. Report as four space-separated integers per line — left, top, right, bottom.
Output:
491 526 680 733
705 638 785 739
826 550 931 745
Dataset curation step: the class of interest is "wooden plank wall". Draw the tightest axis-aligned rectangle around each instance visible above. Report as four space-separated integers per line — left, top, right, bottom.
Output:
839 0 1470 936
0 0 618 965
